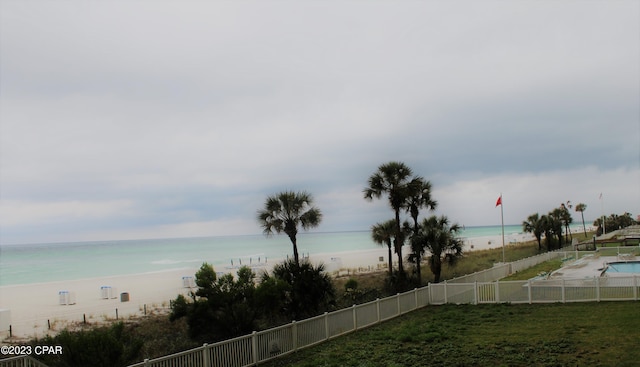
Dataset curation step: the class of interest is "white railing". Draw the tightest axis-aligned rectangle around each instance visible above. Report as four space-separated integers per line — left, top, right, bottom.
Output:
7 271 639 367
0 355 49 367
7 247 637 367
129 273 639 367
124 248 575 366
127 288 432 367
5 246 623 367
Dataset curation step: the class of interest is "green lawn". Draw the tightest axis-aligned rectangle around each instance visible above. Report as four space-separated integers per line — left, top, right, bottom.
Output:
261 302 640 367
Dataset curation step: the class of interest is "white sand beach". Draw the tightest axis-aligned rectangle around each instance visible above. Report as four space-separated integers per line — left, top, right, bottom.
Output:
0 233 530 340
0 268 196 340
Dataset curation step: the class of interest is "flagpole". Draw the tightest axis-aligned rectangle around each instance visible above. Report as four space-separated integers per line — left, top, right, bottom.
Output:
500 194 505 263
600 193 606 234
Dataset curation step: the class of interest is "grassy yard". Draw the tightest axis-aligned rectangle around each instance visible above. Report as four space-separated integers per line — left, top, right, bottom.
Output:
261 302 640 367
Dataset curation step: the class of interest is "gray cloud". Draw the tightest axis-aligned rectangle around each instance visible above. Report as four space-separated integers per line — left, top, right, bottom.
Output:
1 0 638 244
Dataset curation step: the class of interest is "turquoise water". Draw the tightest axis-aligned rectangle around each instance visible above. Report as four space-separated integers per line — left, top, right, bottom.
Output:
605 261 640 274
0 224 543 286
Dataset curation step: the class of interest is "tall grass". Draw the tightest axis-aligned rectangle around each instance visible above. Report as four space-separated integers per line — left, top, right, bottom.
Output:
335 239 545 294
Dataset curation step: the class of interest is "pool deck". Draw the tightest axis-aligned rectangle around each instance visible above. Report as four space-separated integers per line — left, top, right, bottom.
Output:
549 255 639 279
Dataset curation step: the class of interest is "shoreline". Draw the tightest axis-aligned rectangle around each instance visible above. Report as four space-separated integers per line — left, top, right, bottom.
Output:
0 232 537 339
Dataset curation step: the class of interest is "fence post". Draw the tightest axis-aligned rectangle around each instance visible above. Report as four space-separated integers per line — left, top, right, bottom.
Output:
634 276 638 301
202 343 209 367
324 312 330 340
292 321 298 351
444 281 448 304
428 283 432 305
473 282 478 305
561 278 566 303
376 298 380 323
352 305 357 331
596 276 600 302
495 280 500 303
528 279 532 304
396 293 401 315
414 288 418 309
251 331 258 365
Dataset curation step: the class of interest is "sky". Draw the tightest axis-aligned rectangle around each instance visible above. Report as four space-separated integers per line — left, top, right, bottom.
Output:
1 0 639 245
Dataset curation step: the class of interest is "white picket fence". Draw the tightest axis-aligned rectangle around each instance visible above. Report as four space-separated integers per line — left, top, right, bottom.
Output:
4 247 636 367
0 355 49 367
128 289 432 367
126 247 640 367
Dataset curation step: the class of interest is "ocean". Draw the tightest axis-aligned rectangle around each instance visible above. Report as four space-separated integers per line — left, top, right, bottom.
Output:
0 224 543 286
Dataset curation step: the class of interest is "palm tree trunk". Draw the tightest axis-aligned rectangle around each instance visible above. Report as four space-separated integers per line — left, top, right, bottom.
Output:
581 212 587 237
545 231 552 251
394 209 404 275
413 216 421 285
416 256 422 286
288 234 300 267
432 259 442 283
387 241 393 275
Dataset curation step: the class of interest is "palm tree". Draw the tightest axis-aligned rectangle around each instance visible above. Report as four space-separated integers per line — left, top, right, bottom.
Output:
411 215 463 283
549 208 565 249
405 177 437 284
257 191 322 267
540 214 554 251
560 202 573 243
406 177 438 230
364 161 415 276
575 203 587 237
371 220 396 275
522 213 544 251
540 213 556 251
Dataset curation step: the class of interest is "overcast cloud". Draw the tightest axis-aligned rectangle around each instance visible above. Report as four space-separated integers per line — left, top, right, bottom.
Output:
1 0 639 244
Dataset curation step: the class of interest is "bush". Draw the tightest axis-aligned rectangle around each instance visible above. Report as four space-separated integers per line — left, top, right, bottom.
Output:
170 263 259 342
170 260 336 342
344 278 358 291
262 259 336 320
384 271 414 293
35 322 142 367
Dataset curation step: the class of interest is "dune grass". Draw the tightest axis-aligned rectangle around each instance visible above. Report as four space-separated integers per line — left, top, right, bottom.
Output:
334 239 547 295
261 302 640 367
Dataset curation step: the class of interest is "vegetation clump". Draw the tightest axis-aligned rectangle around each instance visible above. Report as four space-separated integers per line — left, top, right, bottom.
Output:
33 322 142 367
364 161 463 289
169 261 336 342
593 212 637 235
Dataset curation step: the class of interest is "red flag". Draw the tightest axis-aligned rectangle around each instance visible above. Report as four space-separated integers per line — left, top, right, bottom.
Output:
495 195 502 207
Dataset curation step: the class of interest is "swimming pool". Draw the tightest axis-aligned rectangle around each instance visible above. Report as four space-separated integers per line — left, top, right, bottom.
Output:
603 261 640 274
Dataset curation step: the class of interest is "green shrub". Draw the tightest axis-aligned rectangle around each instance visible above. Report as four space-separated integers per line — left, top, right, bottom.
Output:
35 322 142 367
344 278 358 291
262 259 336 320
170 263 259 342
